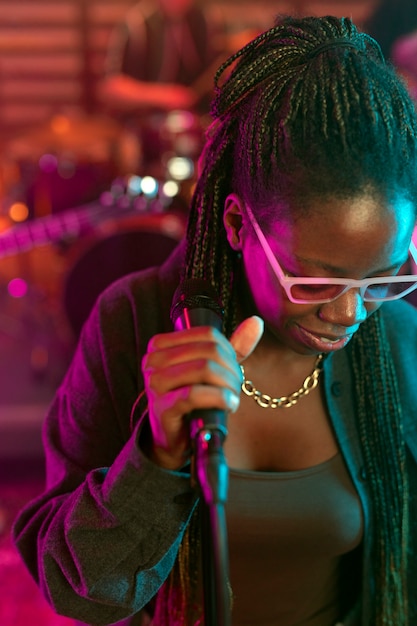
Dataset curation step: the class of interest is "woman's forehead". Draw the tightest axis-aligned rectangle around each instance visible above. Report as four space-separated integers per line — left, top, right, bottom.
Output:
262 193 416 268
264 192 416 233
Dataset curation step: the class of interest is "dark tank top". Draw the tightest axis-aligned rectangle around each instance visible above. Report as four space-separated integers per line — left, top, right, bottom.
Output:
226 453 363 626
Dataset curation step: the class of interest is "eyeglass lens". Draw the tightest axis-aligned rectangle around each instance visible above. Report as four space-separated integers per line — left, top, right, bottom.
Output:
289 278 417 303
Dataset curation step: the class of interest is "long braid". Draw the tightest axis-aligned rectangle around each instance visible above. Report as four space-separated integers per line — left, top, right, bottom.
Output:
156 15 417 624
350 312 409 624
183 117 239 333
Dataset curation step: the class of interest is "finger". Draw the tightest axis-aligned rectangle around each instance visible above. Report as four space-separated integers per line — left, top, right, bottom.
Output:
147 326 225 351
147 384 239 462
146 357 241 396
230 315 264 362
152 384 241 425
144 335 235 371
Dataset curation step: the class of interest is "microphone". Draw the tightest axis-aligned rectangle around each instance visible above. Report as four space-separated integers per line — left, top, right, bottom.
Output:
170 278 228 505
170 278 224 332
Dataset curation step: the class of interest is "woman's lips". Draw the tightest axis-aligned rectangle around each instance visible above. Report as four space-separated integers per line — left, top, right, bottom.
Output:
294 324 353 352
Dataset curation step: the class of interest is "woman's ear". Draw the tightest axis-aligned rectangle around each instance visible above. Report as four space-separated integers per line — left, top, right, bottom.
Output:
224 193 245 250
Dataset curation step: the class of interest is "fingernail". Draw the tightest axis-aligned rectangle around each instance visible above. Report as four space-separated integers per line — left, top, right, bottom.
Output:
229 392 240 413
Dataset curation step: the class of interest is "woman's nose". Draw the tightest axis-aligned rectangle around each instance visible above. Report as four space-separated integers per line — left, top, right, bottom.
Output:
318 288 371 327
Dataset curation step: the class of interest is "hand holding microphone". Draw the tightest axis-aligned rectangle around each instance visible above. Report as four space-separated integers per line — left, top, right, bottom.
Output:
141 279 263 490
170 279 229 504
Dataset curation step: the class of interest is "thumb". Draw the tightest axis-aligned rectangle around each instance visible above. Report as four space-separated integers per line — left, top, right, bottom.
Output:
230 316 264 363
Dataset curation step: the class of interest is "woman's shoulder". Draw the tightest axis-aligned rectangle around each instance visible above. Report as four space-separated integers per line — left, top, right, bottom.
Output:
380 300 417 433
380 298 417 341
377 300 417 374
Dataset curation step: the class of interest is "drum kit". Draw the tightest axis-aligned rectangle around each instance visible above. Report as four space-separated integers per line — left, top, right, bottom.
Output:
0 110 203 406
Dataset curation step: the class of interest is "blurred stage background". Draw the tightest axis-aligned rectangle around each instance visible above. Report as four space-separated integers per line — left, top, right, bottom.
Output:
0 1 391 625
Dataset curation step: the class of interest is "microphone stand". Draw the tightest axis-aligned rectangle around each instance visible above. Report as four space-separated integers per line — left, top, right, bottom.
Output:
170 279 232 626
190 411 231 626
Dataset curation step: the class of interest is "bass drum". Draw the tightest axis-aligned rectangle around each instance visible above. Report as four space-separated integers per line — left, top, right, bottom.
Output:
63 212 186 337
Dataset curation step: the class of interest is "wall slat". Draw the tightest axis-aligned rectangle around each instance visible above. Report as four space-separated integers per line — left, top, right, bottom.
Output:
0 0 377 136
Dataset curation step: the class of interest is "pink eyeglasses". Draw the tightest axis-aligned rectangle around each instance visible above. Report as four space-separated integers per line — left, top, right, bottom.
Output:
245 203 417 304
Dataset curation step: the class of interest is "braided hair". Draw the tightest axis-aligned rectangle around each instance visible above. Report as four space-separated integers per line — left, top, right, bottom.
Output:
156 15 417 625
183 14 417 335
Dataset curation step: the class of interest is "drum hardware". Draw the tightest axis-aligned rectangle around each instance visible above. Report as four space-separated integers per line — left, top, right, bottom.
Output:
3 113 131 219
128 109 206 182
0 174 186 261
0 173 189 344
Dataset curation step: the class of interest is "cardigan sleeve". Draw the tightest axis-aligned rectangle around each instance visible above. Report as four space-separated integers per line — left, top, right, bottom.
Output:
13 265 198 625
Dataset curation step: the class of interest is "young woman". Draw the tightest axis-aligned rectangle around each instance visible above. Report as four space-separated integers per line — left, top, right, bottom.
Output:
13 15 417 626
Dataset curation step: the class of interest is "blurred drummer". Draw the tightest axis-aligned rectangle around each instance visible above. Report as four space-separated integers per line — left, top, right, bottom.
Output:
98 0 227 117
97 0 266 178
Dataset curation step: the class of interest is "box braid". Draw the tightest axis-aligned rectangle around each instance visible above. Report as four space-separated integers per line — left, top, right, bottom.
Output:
159 15 417 625
350 310 410 625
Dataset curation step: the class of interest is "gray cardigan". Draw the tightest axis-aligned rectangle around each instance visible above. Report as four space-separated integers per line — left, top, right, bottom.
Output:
13 247 417 625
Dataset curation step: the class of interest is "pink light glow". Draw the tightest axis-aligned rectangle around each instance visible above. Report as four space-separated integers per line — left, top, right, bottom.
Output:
8 278 28 298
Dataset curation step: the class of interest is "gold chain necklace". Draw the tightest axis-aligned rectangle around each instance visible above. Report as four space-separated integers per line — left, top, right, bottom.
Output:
240 354 324 409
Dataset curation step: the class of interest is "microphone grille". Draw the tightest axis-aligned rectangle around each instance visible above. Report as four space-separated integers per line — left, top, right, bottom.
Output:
170 278 224 324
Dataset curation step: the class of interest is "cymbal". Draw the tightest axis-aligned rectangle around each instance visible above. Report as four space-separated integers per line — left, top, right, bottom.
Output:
5 114 123 162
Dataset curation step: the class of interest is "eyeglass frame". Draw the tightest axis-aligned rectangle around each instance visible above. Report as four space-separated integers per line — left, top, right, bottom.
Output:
244 202 417 304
